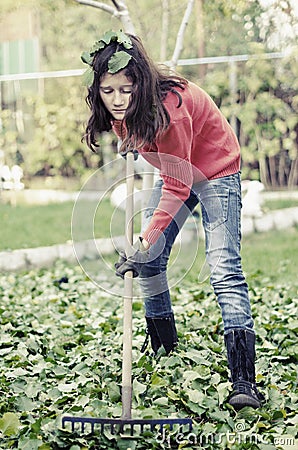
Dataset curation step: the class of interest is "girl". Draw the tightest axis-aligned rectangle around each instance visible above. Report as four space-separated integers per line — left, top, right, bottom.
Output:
82 30 264 410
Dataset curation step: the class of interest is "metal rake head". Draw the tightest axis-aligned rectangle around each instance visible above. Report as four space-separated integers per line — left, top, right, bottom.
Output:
62 416 192 436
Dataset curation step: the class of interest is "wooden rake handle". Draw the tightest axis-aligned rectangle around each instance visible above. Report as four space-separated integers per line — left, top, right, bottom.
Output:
121 151 134 420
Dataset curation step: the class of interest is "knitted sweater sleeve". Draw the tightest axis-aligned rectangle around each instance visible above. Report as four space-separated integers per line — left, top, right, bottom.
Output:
141 117 194 244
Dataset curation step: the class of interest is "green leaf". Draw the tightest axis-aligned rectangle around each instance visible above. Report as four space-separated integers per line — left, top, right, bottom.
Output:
287 319 298 331
17 395 38 412
25 382 44 398
186 389 204 404
153 396 168 406
116 439 137 450
57 382 78 393
6 367 28 378
115 30 133 49
182 370 201 382
17 437 43 450
216 382 230 405
196 365 211 380
183 349 211 365
82 67 94 86
98 30 132 49
108 51 132 74
52 366 68 377
0 346 13 356
0 412 20 436
81 51 93 65
167 389 180 401
74 394 90 407
208 409 230 421
133 379 147 395
150 373 167 387
108 381 121 402
87 30 132 60
164 356 181 368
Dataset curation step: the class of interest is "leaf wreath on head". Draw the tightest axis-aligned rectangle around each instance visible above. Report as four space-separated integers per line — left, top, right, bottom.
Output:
81 30 133 85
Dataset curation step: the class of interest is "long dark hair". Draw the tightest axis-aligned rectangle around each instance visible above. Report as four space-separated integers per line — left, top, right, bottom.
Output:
84 34 187 152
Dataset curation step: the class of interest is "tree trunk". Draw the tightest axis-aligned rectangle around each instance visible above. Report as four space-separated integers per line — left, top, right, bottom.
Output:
278 150 287 187
259 155 269 187
160 0 169 61
169 0 195 70
229 60 237 134
268 155 277 188
196 0 206 79
256 130 269 187
288 157 298 188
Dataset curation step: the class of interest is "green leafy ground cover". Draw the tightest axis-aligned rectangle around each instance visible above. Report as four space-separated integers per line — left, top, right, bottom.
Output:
0 229 297 449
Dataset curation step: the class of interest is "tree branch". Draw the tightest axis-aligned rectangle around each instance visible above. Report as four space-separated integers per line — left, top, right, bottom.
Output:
113 0 135 33
73 0 135 33
74 0 116 16
170 0 195 70
110 0 120 8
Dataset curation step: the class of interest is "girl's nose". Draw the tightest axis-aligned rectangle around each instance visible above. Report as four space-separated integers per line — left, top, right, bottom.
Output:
113 90 124 105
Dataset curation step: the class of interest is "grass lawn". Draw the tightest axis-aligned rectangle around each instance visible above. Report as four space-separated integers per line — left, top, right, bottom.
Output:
0 196 297 251
168 226 298 300
263 198 298 211
0 199 128 251
241 226 298 287
1 202 75 250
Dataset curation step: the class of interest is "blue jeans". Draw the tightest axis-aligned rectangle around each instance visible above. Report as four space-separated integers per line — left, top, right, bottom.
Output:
138 172 254 332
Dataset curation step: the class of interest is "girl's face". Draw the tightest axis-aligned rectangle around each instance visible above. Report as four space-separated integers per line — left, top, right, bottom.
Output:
99 70 133 120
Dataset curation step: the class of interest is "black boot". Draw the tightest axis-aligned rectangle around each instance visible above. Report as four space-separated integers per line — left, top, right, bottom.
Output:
141 313 178 355
224 329 264 410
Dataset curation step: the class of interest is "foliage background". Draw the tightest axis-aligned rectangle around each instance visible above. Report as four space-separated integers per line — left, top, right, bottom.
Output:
0 0 297 188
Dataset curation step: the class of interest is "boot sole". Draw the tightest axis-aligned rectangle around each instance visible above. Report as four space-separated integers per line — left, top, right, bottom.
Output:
229 393 260 410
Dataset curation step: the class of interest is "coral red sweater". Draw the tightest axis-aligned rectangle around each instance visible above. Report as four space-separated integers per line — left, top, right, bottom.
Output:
113 82 240 244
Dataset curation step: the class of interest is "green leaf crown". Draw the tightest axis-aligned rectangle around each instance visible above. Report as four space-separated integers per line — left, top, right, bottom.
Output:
81 30 133 85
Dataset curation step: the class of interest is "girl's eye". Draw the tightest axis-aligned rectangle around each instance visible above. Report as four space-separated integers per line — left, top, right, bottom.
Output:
101 88 113 94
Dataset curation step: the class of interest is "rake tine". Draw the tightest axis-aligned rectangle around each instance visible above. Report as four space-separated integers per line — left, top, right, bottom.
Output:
62 416 193 436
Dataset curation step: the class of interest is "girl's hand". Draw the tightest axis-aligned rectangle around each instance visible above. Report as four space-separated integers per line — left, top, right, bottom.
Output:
115 237 150 279
140 238 150 250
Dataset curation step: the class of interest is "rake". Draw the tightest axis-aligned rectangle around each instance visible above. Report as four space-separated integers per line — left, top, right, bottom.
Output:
62 151 193 436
